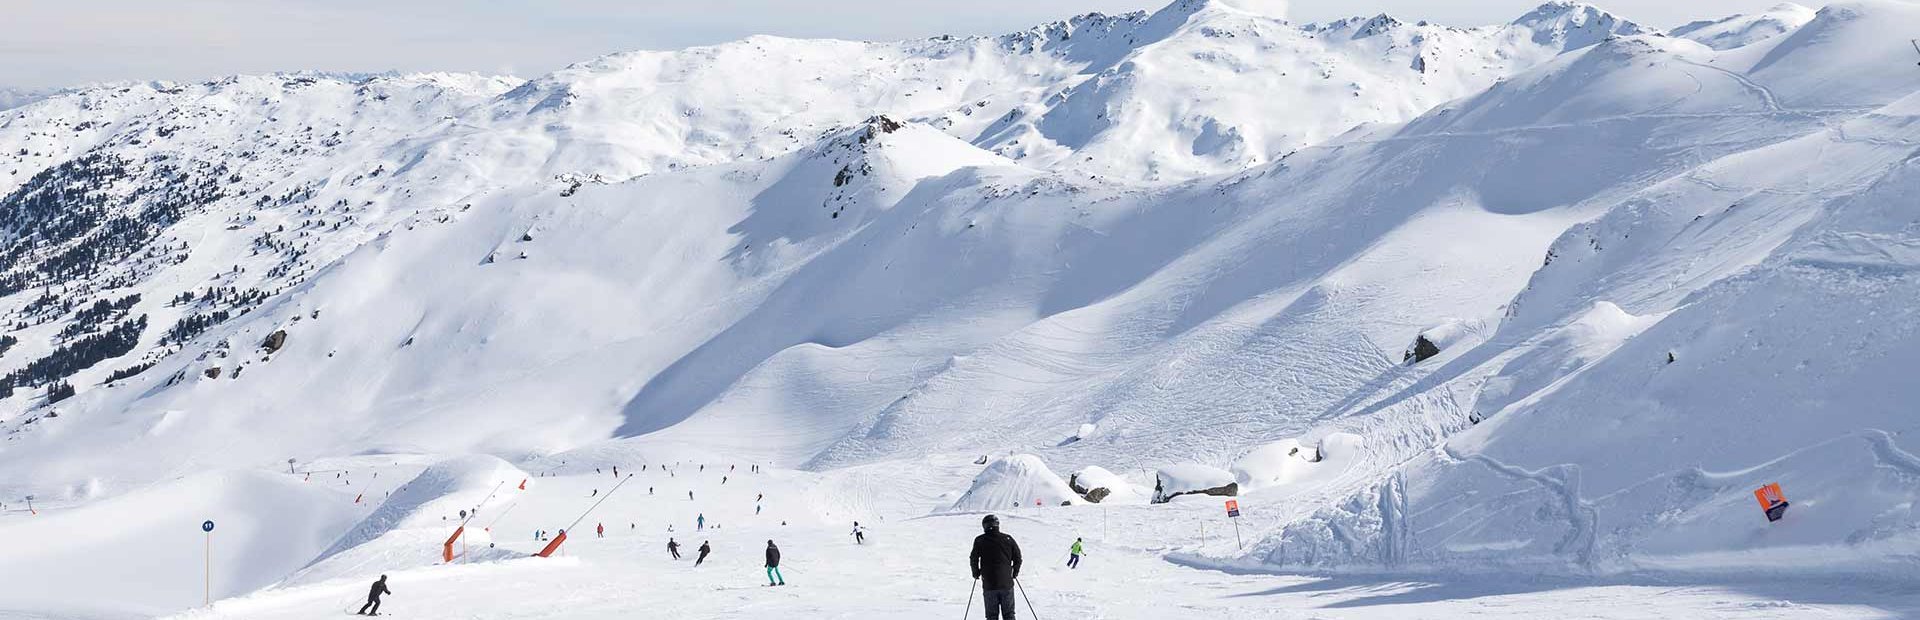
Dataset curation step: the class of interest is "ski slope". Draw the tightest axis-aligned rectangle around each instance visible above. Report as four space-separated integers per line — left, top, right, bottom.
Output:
3 0 1920 617
162 462 1920 619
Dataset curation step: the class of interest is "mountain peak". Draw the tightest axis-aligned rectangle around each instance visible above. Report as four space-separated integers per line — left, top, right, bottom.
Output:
1510 1 1653 49
1153 0 1290 20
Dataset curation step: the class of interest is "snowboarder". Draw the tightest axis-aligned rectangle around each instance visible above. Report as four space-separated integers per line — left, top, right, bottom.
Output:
1068 538 1083 569
697 513 706 531
765 540 786 586
596 523 605 538
356 574 392 616
696 541 711 566
852 521 865 545
970 514 1022 620
668 537 682 559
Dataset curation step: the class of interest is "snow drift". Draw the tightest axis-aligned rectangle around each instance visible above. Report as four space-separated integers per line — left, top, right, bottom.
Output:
950 454 1081 510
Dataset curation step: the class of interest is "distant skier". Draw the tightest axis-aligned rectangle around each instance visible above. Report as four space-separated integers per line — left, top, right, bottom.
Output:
669 537 682 559
698 513 706 531
756 504 762 515
612 466 619 477
690 490 695 501
765 540 786 586
649 486 654 495
1068 538 1083 569
970 514 1022 620
355 574 392 616
852 522 865 545
596 523 605 538
696 541 712 566
591 489 598 497
757 493 764 502
722 476 728 485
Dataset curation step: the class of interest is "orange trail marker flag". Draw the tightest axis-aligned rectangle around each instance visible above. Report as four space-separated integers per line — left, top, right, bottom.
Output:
1754 482 1789 522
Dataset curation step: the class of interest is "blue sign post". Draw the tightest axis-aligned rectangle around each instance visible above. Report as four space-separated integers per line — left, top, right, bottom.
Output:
202 520 215 606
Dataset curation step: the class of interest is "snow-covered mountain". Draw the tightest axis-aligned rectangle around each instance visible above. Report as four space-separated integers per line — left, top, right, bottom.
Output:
1671 3 1818 50
6 0 1920 617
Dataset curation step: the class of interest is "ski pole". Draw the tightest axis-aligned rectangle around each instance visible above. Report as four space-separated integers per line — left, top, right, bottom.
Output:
962 578 977 620
1016 578 1041 620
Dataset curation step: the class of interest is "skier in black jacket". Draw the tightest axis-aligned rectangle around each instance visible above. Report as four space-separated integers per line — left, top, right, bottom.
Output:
765 540 786 585
696 541 712 566
668 537 681 559
970 514 1022 619
356 575 392 616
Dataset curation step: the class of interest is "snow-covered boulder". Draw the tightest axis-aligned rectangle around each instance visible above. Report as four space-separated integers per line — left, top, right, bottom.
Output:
950 455 1079 511
1403 319 1472 364
1067 465 1145 504
1153 463 1238 504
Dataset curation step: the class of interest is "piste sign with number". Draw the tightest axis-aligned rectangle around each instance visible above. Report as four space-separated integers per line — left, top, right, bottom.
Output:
1225 500 1241 518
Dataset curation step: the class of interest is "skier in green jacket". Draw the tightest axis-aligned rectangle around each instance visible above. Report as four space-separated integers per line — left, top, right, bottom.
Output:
1068 538 1084 569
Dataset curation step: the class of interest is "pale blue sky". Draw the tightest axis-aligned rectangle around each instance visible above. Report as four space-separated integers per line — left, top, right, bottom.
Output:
4 0 1806 89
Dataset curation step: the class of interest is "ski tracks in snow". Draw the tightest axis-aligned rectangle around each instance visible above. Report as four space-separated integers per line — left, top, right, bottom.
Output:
1437 446 1598 567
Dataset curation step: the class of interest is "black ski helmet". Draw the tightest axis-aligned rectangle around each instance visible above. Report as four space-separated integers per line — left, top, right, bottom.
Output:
982 514 1000 532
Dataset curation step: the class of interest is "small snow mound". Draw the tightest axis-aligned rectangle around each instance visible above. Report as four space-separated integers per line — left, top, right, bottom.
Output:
1318 432 1364 459
1232 440 1310 489
1154 463 1238 503
1233 433 1364 491
950 454 1079 511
